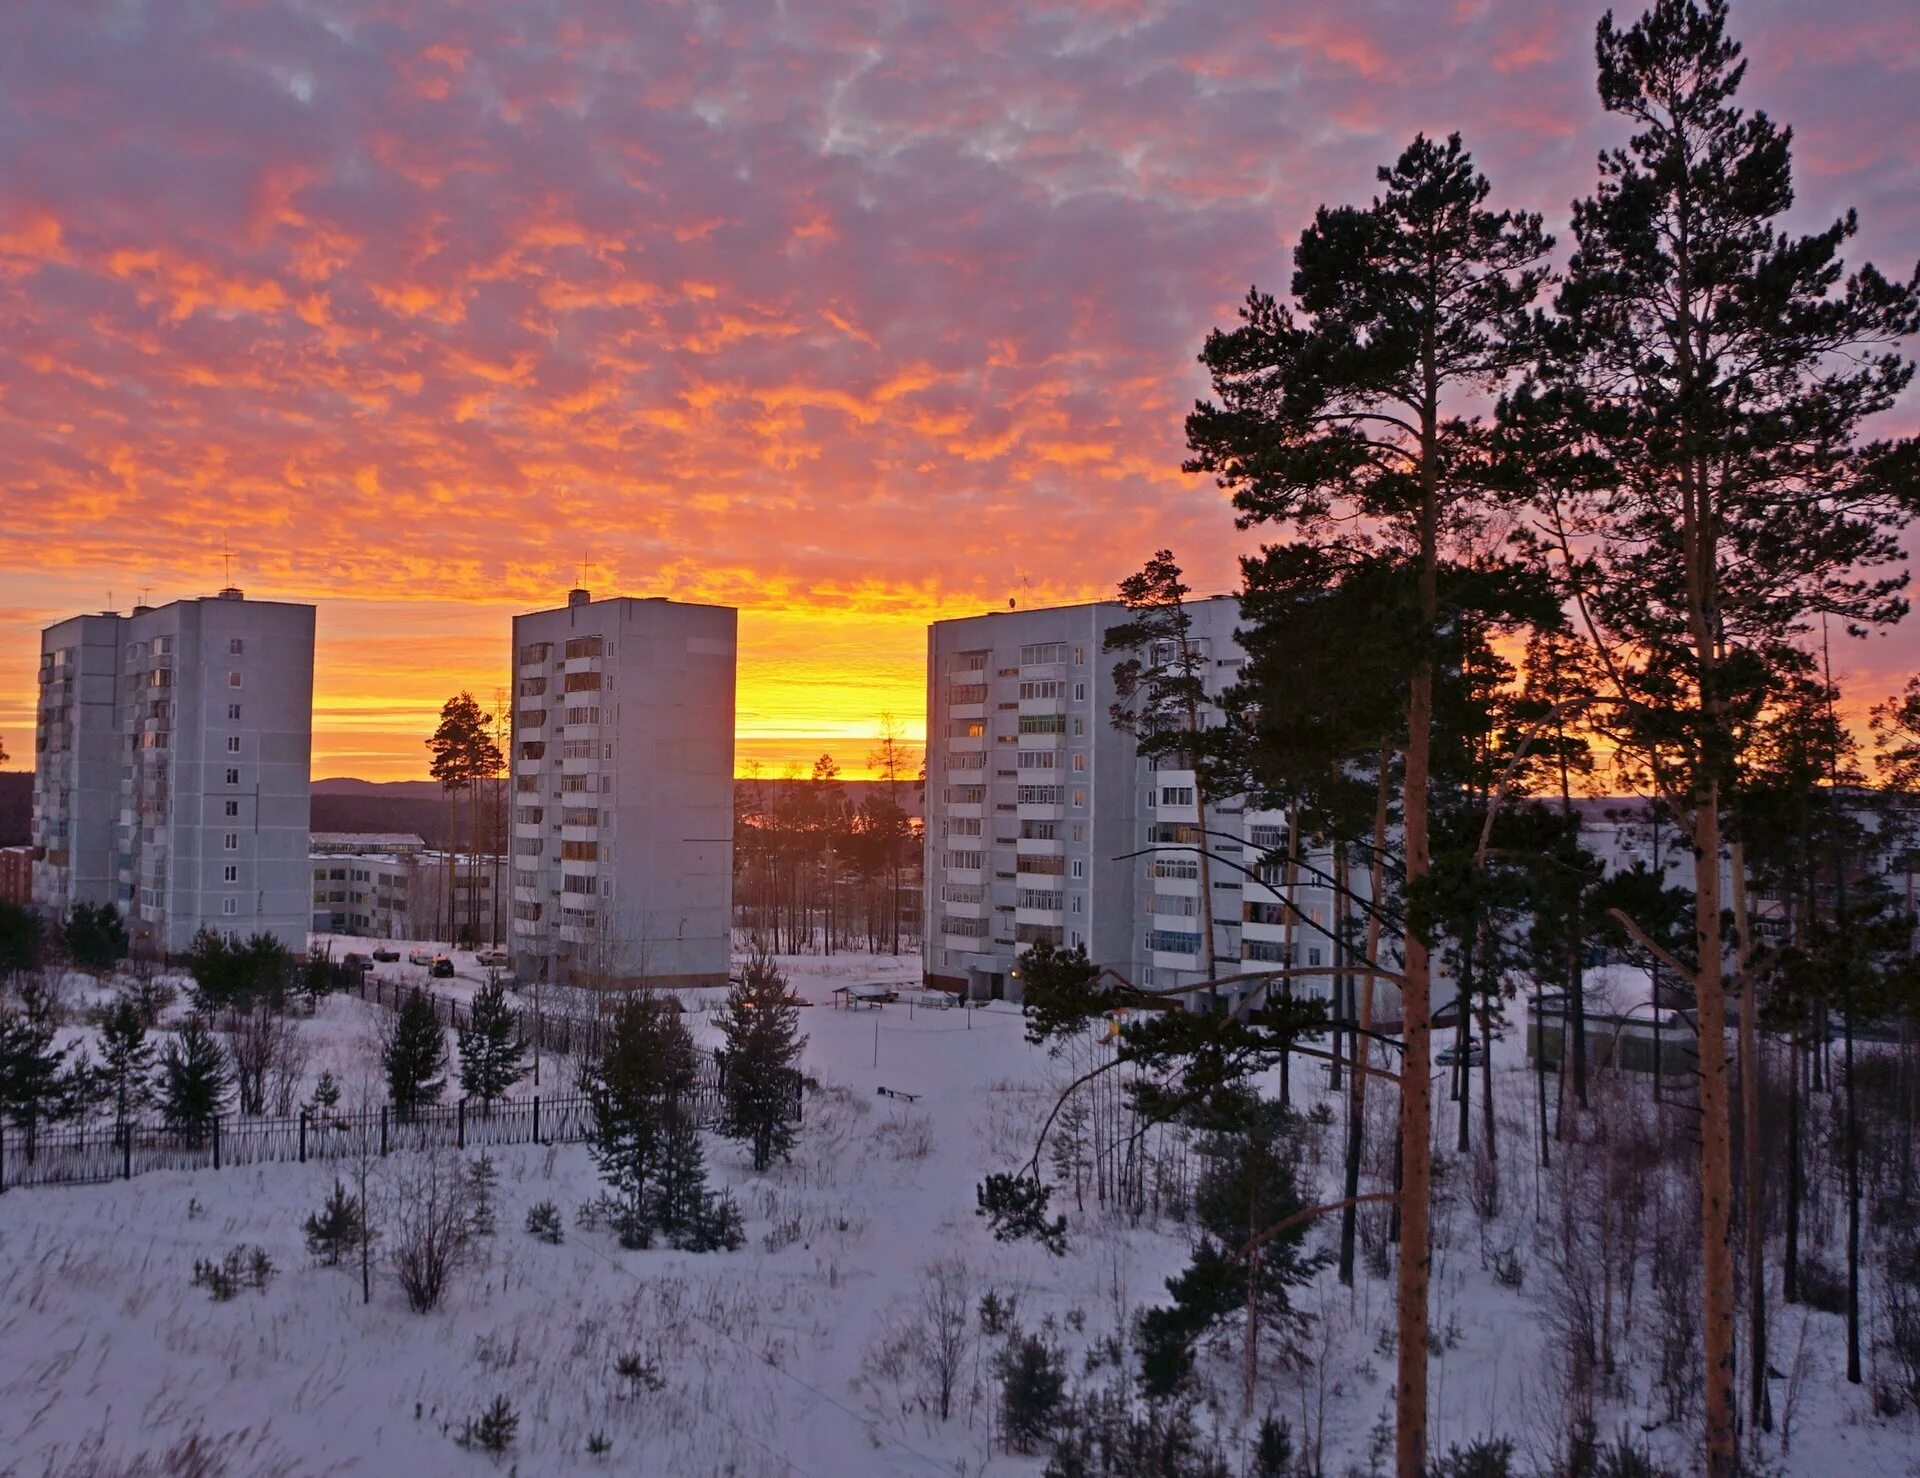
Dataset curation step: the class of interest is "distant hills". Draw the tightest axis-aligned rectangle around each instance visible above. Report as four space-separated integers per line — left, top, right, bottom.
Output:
0 771 922 850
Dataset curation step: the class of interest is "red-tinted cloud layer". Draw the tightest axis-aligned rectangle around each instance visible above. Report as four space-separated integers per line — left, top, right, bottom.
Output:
1 0 1915 777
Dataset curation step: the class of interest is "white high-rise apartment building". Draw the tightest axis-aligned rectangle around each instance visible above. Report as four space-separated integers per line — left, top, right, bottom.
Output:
31 589 315 953
922 598 1360 1010
508 590 736 989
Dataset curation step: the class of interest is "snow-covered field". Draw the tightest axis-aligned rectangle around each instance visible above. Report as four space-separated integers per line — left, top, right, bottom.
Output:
1 947 1915 1475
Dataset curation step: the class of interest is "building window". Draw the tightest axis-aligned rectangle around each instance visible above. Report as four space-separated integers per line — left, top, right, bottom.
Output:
1070 858 1086 879
1072 788 1086 808
1018 642 1068 665
225 768 241 785
1072 645 1086 665
222 897 238 916
1073 682 1087 702
1072 717 1085 736
227 703 242 720
224 833 238 850
228 671 242 688
1070 895 1084 914
223 865 239 883
1071 823 1085 843
1071 754 1086 772
224 800 239 817
226 736 242 754
229 638 244 655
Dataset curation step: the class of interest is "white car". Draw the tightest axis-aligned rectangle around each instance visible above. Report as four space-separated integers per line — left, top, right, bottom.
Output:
408 948 435 967
477 949 510 968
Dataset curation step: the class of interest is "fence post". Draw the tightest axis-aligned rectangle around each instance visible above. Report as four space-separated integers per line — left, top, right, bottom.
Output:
533 1094 540 1144
380 1104 389 1157
458 1098 466 1150
124 1125 133 1179
1 1118 7 1193
213 1115 221 1172
299 1110 307 1164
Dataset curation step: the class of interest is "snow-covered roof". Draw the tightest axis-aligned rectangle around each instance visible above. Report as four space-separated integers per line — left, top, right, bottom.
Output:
312 832 426 853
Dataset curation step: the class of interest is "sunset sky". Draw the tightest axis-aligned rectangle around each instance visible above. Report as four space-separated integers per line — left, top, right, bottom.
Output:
2 0 1916 781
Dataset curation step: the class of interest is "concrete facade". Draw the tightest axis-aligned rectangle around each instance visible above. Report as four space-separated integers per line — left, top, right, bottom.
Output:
508 592 736 989
31 591 314 953
921 597 1360 1013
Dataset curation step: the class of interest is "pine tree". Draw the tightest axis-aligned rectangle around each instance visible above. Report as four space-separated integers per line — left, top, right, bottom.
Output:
1519 5 1920 1466
0 900 42 982
157 1015 230 1145
0 998 78 1158
457 977 526 1109
715 944 804 1171
1184 129 1550 1477
306 1069 342 1120
384 988 446 1119
582 993 697 1248
650 1104 711 1242
426 692 504 947
63 902 127 972
99 995 155 1140
304 1178 365 1267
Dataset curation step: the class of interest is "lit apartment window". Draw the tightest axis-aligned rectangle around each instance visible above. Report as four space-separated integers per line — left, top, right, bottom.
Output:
1071 788 1086 808
225 800 240 817
229 638 244 655
227 704 241 720
225 768 241 785
226 736 242 754
224 833 238 850
1071 754 1086 772
222 897 238 915
228 671 242 688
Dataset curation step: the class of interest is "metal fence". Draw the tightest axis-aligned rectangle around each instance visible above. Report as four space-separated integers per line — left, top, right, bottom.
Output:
0 1059 797 1193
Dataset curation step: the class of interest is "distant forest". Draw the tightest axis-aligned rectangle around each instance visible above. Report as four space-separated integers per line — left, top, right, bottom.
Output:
0 772 922 851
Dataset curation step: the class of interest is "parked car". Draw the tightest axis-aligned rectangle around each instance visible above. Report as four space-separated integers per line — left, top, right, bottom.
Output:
430 955 456 979
371 946 400 963
408 948 434 967
476 948 510 968
1436 1043 1484 1067
341 951 373 973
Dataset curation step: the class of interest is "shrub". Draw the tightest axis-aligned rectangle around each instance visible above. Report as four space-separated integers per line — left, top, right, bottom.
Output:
388 1154 473 1313
1427 1435 1515 1477
192 1244 274 1301
524 1200 564 1244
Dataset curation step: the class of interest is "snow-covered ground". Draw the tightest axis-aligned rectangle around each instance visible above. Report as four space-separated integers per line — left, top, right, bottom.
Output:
1 948 1914 1475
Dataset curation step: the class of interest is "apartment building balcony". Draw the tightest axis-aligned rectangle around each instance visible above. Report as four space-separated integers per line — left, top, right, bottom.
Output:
1014 904 1064 926
513 882 543 904
941 896 986 919
1018 659 1067 678
1148 868 1201 896
946 699 986 721
947 734 985 753
1017 696 1067 717
1016 801 1065 823
514 821 544 841
944 800 982 820
1013 727 1063 747
1015 836 1063 857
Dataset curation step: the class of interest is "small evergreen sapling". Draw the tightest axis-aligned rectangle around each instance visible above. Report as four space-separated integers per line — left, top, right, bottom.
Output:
714 943 805 1170
157 1015 230 1145
457 976 527 1109
457 1395 518 1458
383 988 446 1118
99 994 155 1139
306 1069 342 1120
524 1200 564 1244
997 1333 1066 1454
304 1179 365 1267
465 1155 499 1237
